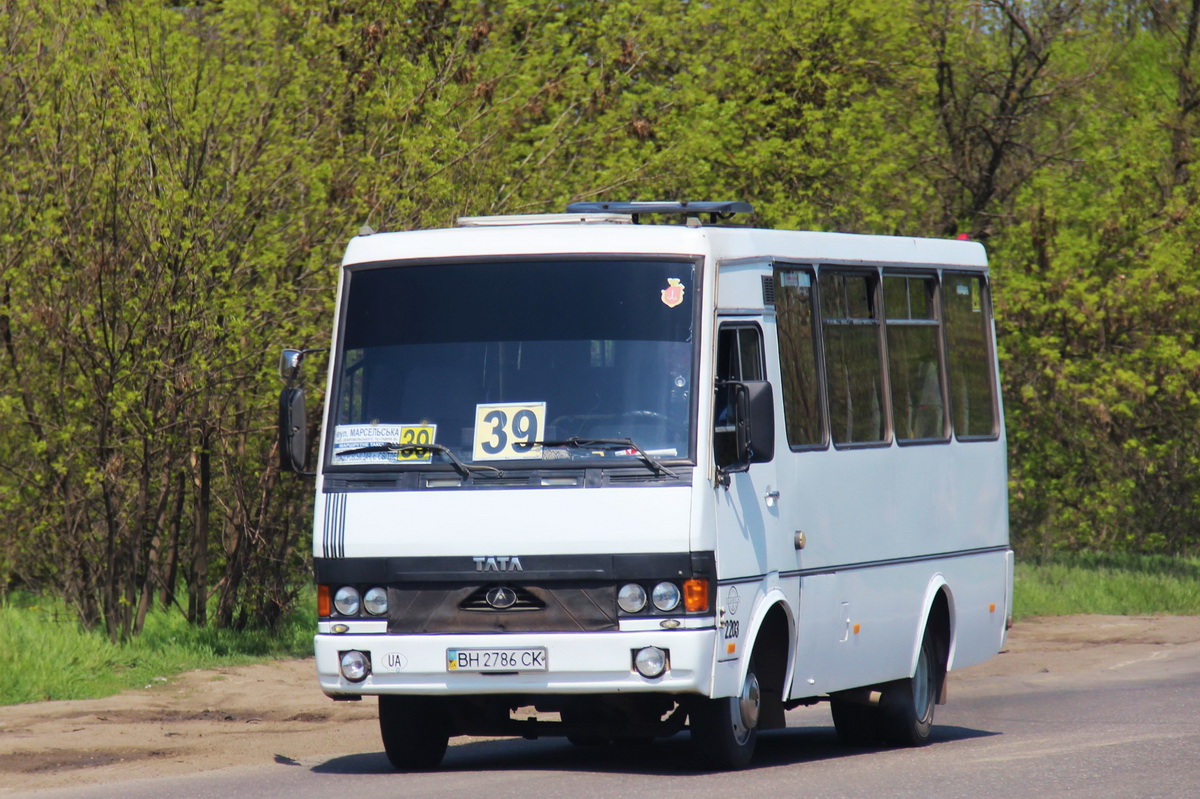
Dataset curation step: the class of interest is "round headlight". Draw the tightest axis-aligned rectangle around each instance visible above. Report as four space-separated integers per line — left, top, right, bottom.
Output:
333 586 361 616
634 646 667 678
340 650 370 682
363 586 388 616
617 583 647 614
652 581 681 612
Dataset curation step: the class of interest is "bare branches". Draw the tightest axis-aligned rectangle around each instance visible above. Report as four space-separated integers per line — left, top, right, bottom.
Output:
920 0 1091 237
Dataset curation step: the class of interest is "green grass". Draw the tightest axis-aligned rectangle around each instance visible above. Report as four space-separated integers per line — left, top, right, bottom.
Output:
1014 551 1200 619
0 592 315 705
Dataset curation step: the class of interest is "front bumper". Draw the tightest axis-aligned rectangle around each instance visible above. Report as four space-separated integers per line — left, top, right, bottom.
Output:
315 628 718 697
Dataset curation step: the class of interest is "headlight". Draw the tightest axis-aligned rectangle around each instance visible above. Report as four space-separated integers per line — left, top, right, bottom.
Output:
340 650 370 682
617 583 647 613
363 586 388 616
333 586 361 616
652 581 681 612
634 646 668 678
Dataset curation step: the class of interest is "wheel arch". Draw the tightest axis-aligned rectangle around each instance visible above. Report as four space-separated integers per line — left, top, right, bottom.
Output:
740 590 794 727
914 577 953 704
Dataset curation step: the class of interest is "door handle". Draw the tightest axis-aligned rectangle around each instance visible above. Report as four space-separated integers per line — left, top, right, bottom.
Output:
764 489 780 507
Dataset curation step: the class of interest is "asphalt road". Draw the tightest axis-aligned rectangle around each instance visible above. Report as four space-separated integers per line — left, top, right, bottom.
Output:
12 641 1200 799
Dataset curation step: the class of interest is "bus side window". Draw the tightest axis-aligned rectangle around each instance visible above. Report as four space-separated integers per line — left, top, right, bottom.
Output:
774 267 825 448
716 325 764 383
943 273 999 438
819 271 886 445
714 325 764 464
883 274 948 442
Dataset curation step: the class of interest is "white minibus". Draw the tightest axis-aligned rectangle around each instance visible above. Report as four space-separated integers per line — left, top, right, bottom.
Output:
279 201 1012 770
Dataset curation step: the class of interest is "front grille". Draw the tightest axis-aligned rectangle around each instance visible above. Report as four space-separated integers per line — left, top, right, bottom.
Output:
460 585 545 612
389 583 618 633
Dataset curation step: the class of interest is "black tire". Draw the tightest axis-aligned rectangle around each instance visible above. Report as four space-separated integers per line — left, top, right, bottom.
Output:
689 660 761 770
879 631 937 747
830 696 882 746
378 695 450 771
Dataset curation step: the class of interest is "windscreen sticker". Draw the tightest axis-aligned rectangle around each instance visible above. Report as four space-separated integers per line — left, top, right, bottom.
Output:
332 423 436 464
473 402 546 461
609 447 678 458
660 278 686 308
779 271 811 288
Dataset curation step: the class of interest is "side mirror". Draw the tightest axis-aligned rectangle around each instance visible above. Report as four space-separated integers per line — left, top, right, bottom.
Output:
715 380 775 474
740 380 775 464
279 387 309 473
279 348 302 382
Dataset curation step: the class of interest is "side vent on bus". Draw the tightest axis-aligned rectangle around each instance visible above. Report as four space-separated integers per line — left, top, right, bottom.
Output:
762 275 775 306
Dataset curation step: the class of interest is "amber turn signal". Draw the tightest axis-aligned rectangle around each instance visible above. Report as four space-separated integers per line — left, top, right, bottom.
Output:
683 578 709 612
317 584 331 617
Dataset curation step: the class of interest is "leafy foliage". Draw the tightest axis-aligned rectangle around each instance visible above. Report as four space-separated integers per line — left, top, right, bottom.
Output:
2 0 1200 640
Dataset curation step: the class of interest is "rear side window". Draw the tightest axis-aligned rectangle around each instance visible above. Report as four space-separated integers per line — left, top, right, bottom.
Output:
820 271 886 445
774 267 825 448
943 273 998 438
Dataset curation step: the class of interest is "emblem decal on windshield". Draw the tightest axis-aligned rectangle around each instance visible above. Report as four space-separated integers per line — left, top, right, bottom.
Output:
661 278 685 308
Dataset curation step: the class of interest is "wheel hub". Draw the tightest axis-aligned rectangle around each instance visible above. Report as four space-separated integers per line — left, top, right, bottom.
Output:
737 671 761 735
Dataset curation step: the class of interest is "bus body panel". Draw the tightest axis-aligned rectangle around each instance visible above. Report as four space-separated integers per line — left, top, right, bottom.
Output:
313 486 693 559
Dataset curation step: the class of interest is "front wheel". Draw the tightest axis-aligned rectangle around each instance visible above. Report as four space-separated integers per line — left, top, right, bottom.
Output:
689 660 761 770
879 631 937 747
379 695 450 771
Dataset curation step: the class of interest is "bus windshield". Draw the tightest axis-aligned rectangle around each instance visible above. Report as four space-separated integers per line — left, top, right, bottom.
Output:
328 258 697 470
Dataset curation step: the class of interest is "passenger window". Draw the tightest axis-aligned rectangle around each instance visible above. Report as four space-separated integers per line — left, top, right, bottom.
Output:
716 326 764 383
884 275 947 442
774 267 825 448
943 274 998 438
820 272 886 444
714 325 764 464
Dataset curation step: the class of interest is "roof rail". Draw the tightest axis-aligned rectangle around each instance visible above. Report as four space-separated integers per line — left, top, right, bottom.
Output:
565 200 753 225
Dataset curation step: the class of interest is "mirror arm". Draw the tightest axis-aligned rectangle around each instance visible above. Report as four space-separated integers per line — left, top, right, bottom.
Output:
715 466 732 489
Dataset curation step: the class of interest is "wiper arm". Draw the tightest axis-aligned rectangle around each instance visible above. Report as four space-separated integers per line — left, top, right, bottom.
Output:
536 437 678 478
336 442 502 478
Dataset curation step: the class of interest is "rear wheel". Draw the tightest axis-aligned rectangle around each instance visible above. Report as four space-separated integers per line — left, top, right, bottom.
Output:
378 695 449 771
689 659 761 770
879 631 937 747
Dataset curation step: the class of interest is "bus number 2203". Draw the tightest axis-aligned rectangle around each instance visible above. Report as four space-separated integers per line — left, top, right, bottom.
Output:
722 619 740 640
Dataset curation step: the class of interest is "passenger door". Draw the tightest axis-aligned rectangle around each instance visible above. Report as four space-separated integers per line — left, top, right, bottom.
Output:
712 322 783 662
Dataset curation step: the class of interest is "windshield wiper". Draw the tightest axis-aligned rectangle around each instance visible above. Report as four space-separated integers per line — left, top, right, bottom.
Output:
535 437 678 478
335 442 503 479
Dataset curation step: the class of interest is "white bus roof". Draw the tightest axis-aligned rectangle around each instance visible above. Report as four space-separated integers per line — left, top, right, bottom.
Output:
341 217 988 270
